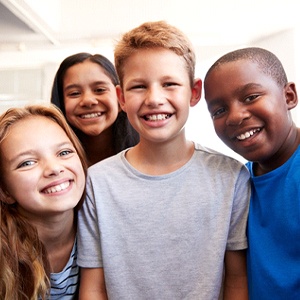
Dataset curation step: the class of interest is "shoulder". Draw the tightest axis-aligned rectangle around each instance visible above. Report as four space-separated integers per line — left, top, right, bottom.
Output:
192 142 250 182
194 143 245 167
86 150 131 186
88 150 125 173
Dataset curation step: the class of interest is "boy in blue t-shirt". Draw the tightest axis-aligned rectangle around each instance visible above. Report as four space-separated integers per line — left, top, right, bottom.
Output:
204 47 300 299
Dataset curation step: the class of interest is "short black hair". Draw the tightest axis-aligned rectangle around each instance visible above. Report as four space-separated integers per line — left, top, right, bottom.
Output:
205 47 288 87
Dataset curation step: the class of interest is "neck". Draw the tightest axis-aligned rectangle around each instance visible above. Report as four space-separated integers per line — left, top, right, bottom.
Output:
77 127 115 166
33 211 76 273
126 135 194 175
255 125 300 175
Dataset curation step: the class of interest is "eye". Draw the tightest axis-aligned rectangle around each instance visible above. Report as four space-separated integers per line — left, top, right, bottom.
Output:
131 84 146 90
68 91 81 97
17 160 35 168
245 94 259 102
211 107 226 119
94 87 106 94
59 149 74 157
163 82 178 87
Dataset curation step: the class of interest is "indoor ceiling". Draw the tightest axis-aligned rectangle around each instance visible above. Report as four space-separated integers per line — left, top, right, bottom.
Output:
0 0 299 67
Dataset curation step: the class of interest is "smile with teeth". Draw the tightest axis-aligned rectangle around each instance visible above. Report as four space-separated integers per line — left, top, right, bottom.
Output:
236 128 261 141
80 112 102 119
43 181 71 194
144 114 172 121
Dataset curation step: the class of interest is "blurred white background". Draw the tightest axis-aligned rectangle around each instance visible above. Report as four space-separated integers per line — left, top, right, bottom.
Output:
1 0 299 161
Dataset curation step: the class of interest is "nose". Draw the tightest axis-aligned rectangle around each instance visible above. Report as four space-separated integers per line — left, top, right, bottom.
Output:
80 90 98 108
144 86 165 107
226 103 251 126
43 159 64 177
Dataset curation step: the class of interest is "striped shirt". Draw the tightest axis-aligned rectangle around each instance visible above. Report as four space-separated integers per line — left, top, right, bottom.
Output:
46 239 79 299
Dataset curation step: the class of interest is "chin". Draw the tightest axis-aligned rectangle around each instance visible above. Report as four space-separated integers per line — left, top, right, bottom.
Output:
82 129 104 136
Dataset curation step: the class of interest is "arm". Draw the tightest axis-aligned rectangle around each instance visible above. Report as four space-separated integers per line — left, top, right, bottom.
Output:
79 267 108 300
223 250 248 300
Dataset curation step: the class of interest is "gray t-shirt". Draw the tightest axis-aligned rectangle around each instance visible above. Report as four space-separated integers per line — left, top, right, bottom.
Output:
78 143 250 300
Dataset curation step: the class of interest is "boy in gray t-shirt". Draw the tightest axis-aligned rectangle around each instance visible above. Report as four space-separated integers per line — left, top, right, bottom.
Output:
77 20 250 300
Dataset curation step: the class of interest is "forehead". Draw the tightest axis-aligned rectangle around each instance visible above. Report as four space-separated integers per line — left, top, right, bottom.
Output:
10 115 58 130
0 116 71 172
204 60 279 100
2 116 66 147
123 48 187 75
64 61 112 84
214 60 265 80
205 60 275 92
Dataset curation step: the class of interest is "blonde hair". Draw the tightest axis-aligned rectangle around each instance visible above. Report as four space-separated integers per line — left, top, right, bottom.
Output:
114 20 196 87
0 104 87 299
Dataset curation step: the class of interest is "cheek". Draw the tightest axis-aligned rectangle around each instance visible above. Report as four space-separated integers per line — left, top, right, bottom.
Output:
5 174 32 202
107 99 121 122
73 164 86 196
77 164 86 187
121 97 137 113
212 120 226 137
64 102 77 126
64 98 76 115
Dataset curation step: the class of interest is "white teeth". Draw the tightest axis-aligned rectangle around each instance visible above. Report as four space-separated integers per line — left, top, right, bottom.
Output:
236 129 260 140
146 114 170 121
81 112 102 119
44 181 70 194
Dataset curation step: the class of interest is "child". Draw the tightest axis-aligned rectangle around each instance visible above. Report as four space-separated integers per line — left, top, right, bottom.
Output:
0 104 87 299
204 47 300 299
51 52 139 166
77 21 250 299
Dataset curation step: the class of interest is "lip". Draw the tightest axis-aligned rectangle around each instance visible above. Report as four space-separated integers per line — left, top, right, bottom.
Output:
78 111 104 119
41 179 73 194
232 127 262 141
141 112 173 121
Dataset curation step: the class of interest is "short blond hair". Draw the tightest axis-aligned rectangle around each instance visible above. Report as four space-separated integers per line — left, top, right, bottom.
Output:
114 21 196 87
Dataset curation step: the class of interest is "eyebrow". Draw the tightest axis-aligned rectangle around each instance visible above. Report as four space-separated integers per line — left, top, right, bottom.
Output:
206 83 264 109
64 81 112 91
206 98 222 112
235 83 264 94
8 141 74 165
126 75 181 84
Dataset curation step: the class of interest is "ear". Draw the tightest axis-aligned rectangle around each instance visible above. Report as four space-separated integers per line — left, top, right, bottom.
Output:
190 78 202 107
116 85 127 112
285 82 298 110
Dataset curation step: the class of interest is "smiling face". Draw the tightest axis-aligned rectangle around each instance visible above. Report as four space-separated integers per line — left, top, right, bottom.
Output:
0 116 85 220
117 48 201 145
204 59 298 166
63 60 119 136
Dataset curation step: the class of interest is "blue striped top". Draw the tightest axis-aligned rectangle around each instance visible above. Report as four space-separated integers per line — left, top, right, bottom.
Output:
43 239 79 299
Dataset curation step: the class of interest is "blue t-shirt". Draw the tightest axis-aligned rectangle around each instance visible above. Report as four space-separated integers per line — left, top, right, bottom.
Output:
246 146 300 299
